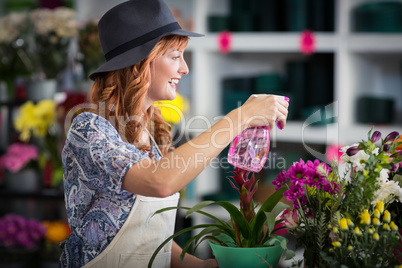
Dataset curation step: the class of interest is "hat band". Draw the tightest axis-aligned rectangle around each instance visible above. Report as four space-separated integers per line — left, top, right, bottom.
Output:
104 22 181 61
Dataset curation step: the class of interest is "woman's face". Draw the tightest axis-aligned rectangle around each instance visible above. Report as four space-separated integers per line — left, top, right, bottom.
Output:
145 48 189 108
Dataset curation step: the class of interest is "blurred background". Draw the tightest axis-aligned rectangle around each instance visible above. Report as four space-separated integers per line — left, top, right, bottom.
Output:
0 0 401 265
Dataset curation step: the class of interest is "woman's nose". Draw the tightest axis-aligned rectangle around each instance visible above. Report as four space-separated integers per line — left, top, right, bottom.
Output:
179 58 189 76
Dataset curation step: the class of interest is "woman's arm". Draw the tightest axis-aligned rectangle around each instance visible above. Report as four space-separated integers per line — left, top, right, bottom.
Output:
171 241 218 268
122 94 289 197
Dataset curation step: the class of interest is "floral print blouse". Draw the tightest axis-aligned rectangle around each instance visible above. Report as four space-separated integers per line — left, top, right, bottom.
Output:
59 112 160 267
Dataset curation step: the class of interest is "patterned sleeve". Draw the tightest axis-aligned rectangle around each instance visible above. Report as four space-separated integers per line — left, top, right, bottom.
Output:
68 112 149 194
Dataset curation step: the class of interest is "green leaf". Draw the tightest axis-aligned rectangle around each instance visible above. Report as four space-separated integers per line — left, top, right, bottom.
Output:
148 223 223 268
284 249 295 260
216 201 251 239
248 187 286 246
264 212 276 236
152 205 228 229
251 187 286 227
185 201 215 217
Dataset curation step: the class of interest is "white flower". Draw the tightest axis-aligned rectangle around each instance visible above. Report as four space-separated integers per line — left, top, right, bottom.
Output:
372 179 402 205
0 12 28 43
30 7 78 38
378 169 389 184
340 144 380 172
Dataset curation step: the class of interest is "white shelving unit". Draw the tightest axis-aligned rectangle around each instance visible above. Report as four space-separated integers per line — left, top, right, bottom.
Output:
165 0 402 197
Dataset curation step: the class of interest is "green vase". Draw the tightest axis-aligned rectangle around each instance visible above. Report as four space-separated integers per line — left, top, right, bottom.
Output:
208 236 286 268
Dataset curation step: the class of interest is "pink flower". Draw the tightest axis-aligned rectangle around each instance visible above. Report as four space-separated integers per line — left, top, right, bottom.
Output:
326 144 343 163
0 143 38 173
277 208 300 229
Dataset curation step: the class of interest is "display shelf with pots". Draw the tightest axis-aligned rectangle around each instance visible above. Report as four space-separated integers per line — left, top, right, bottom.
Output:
162 0 402 199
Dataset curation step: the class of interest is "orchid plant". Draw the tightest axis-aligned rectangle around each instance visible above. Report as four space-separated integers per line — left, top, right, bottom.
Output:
149 167 292 267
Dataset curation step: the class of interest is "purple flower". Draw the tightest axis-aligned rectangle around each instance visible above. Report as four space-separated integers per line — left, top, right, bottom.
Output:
287 159 310 185
284 185 306 202
346 146 360 156
305 170 325 188
371 131 381 143
0 214 45 249
384 131 400 143
272 170 288 190
383 144 391 152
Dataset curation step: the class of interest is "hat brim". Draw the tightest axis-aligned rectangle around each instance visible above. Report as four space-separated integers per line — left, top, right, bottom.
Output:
89 29 203 80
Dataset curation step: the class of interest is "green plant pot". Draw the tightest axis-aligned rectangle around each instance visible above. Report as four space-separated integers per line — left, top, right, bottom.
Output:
208 236 286 268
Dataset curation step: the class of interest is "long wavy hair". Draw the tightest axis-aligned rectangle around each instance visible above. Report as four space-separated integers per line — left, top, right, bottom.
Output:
89 35 189 155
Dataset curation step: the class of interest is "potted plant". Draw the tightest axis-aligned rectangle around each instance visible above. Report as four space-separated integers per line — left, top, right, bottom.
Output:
0 213 46 266
27 7 78 101
0 142 40 192
273 129 402 267
0 11 34 100
13 100 63 189
149 167 293 268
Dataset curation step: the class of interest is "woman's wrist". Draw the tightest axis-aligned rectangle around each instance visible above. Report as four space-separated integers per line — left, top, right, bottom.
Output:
227 108 246 135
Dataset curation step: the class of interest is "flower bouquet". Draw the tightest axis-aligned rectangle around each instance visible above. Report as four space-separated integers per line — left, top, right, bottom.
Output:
14 100 63 188
0 143 39 173
29 7 78 79
0 143 40 192
273 129 402 267
0 11 33 98
149 167 293 268
0 214 46 263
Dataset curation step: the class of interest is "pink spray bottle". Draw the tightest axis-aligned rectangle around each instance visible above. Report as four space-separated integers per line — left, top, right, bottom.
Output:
227 95 289 172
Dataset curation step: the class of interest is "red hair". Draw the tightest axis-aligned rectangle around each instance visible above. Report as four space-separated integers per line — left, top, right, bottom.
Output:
89 35 189 155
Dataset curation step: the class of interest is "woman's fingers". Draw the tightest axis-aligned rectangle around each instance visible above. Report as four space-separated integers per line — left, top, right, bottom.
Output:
240 94 289 130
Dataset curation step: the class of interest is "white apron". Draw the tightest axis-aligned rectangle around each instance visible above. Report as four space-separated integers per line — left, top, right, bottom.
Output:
82 192 180 268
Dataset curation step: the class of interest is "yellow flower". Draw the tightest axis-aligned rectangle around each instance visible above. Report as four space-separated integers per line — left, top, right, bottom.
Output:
373 217 381 226
360 209 371 225
332 241 341 248
383 223 391 231
383 210 391 223
375 200 384 214
373 233 380 241
14 100 56 141
14 101 36 141
154 93 189 125
368 227 375 234
373 209 381 218
390 221 399 231
354 227 362 236
339 218 348 231
347 245 353 251
332 227 339 234
346 218 354 227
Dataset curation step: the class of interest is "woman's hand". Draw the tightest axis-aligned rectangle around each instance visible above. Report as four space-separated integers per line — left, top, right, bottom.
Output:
237 94 289 131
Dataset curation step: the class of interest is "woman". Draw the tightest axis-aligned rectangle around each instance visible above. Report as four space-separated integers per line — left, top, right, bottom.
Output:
60 0 289 267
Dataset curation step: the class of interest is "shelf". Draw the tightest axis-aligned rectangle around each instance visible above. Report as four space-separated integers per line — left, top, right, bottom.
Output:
273 122 402 145
0 188 64 199
188 33 338 52
347 34 402 52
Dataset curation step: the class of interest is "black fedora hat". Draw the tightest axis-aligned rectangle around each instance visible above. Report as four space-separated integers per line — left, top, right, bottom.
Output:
89 0 203 80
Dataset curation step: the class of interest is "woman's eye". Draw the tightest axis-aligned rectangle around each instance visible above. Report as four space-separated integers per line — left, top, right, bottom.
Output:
172 56 180 60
